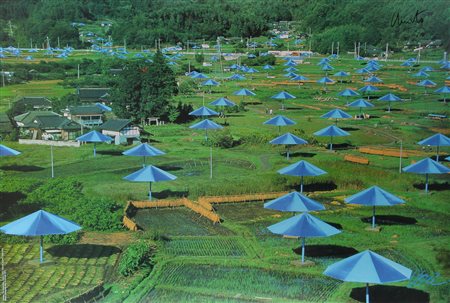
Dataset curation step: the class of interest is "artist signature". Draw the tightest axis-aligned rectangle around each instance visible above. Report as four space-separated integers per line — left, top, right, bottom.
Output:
391 9 427 27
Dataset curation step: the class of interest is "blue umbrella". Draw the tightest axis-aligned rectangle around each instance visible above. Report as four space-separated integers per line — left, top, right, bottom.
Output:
123 143 165 167
284 72 298 78
418 133 450 162
338 89 359 105
359 85 379 100
270 132 308 160
334 71 349 83
401 61 413 67
264 115 296 134
278 160 327 193
246 67 259 73
229 64 239 69
189 106 219 117
0 144 21 156
321 108 352 124
284 60 297 66
345 186 404 229
228 73 246 80
291 74 309 82
412 71 429 78
190 119 223 141
0 210 81 263
264 191 324 212
324 250 412 303
123 165 177 200
210 97 236 107
314 125 350 151
420 66 433 72
348 99 374 117
233 88 256 96
321 64 334 74
365 76 383 83
263 64 274 70
284 67 298 72
402 158 450 193
268 212 341 263
317 77 335 90
318 58 330 65
187 71 199 77
441 61 450 69
201 79 220 86
76 130 113 157
417 79 437 94
356 68 369 74
271 91 296 110
378 93 401 112
434 86 450 103
191 72 209 79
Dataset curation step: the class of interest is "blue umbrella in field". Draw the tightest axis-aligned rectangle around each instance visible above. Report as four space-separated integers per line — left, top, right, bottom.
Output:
233 88 256 96
264 191 324 212
318 58 330 65
334 71 349 83
317 77 335 90
228 73 246 81
284 60 297 67
434 86 450 103
268 212 341 263
338 88 359 104
441 61 450 70
124 165 177 201
246 67 259 74
365 76 383 83
76 130 113 157
263 64 274 70
402 158 450 193
321 64 334 75
378 93 401 112
270 132 308 160
344 186 405 229
420 66 433 72
321 108 352 124
324 250 412 303
0 210 81 263
186 70 199 77
355 68 369 75
359 85 379 100
271 91 296 110
412 70 429 78
417 79 437 94
314 125 350 151
417 133 450 162
348 99 374 117
189 106 219 117
401 60 413 67
210 97 236 124
191 72 209 79
284 67 298 72
0 144 21 156
123 143 165 167
284 72 298 78
291 74 308 81
264 115 296 134
201 79 219 86
190 119 223 141
229 64 239 70
278 160 327 193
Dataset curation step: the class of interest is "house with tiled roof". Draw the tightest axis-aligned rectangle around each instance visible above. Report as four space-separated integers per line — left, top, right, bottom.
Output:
100 119 140 145
15 97 52 111
63 105 104 127
77 88 110 103
14 111 81 140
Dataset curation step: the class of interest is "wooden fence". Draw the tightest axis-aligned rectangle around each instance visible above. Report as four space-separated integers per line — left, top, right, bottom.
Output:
344 154 369 165
359 147 409 158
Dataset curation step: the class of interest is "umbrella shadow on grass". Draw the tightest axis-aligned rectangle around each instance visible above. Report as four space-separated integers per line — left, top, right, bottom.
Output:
96 150 123 156
0 165 44 172
288 181 337 192
153 189 189 199
413 182 450 191
340 127 359 132
324 221 343 230
288 152 316 158
329 143 355 150
157 165 183 172
293 244 358 258
350 285 429 303
47 244 121 258
361 215 417 225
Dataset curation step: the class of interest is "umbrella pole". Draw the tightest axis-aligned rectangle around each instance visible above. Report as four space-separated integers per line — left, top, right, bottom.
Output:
287 146 290 160
205 129 208 142
425 174 429 193
330 136 333 151
372 206 376 229
210 146 213 179
40 235 44 263
300 175 304 193
366 283 370 303
301 237 305 263
149 182 152 201
94 142 96 157
388 102 391 113
143 156 146 168
436 145 440 162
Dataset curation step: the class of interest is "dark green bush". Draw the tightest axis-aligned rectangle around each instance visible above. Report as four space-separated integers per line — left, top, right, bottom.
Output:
118 241 153 276
45 231 82 245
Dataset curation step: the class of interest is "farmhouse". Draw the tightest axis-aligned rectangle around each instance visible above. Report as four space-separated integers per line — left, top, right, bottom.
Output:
77 87 111 103
14 111 81 140
15 96 52 111
100 119 140 145
63 105 104 127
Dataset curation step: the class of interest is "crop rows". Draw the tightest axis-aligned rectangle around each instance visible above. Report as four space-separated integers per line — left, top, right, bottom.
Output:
163 237 248 257
153 263 341 302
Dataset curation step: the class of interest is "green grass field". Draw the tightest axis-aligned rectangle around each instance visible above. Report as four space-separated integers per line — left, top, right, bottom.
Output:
0 50 449 302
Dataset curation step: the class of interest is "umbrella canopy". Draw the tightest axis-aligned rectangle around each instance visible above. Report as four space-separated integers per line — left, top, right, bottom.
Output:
334 71 349 77
0 210 81 263
76 130 113 157
284 67 298 72
123 143 165 167
434 86 450 103
348 99 374 116
321 109 352 120
123 165 177 200
263 64 274 70
264 115 296 134
365 76 383 83
412 71 429 78
344 186 404 228
317 77 335 84
270 132 308 160
323 250 412 303
268 212 341 263
210 97 236 107
190 119 223 141
271 91 296 100
284 72 298 78
314 125 350 151
278 160 327 192
189 106 219 117
284 60 297 66
378 93 401 112
338 88 359 97
264 191 325 212
359 85 379 95
191 72 209 79
291 75 309 81
201 79 220 86
246 67 259 73
321 64 334 71
420 66 433 72
228 74 246 80
417 79 437 87
233 88 256 96
418 133 450 161
402 158 450 193
401 61 413 67
0 144 21 156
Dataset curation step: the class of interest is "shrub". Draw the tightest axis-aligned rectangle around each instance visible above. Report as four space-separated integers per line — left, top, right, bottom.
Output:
208 129 236 148
118 241 153 276
45 231 82 245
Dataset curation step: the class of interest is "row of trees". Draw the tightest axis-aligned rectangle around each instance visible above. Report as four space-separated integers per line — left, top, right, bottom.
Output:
1 0 448 52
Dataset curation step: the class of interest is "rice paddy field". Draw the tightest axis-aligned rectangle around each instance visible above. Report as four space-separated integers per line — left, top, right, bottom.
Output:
0 47 449 302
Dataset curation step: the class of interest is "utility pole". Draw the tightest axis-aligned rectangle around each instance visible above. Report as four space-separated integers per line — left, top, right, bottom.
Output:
1 70 5 88
46 36 50 49
354 42 357 59
385 43 389 62
331 41 334 55
50 145 54 178
57 37 60 49
124 38 126 52
399 140 403 174
337 42 340 57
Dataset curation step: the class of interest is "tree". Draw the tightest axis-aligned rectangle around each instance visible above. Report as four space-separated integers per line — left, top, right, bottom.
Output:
111 51 177 123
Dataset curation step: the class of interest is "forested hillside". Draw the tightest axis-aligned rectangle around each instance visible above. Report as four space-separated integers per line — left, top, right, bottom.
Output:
1 0 449 52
